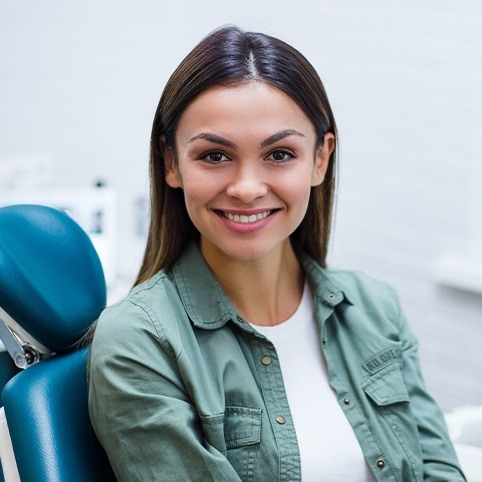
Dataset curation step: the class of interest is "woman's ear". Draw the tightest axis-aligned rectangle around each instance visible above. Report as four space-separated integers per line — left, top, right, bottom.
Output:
161 137 182 188
311 132 335 186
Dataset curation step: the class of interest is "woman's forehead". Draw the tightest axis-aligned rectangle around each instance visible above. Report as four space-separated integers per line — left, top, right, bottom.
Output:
175 82 316 144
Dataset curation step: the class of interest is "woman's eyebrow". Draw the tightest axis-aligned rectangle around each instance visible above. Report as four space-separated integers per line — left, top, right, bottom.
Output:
189 132 236 149
188 129 305 149
260 129 305 148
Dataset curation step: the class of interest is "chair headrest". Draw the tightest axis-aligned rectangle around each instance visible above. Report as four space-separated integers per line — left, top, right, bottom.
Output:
0 204 106 352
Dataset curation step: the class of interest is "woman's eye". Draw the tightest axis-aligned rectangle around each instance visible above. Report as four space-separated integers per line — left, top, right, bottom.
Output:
266 149 295 163
200 151 229 164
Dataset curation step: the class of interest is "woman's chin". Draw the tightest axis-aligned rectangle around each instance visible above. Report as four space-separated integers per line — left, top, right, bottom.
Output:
200 238 291 265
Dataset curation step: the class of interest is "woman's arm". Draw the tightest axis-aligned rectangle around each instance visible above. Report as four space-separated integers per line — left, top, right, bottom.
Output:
395 293 466 481
88 300 242 482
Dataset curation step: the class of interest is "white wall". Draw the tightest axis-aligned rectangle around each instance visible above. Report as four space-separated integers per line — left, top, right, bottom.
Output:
1 0 481 410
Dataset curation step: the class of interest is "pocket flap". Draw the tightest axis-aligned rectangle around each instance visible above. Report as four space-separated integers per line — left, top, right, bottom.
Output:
224 406 262 449
362 363 410 406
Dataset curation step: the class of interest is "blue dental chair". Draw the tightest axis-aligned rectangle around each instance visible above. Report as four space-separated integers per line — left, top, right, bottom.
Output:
0 204 116 481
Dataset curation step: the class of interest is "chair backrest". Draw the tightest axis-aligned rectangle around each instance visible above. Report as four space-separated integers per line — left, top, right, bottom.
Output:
0 204 116 481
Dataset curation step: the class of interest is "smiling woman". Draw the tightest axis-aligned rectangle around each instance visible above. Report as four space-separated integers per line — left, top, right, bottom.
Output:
164 82 332 267
88 26 466 482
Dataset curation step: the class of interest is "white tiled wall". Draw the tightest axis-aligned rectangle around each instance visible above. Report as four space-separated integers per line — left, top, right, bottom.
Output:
1 0 481 410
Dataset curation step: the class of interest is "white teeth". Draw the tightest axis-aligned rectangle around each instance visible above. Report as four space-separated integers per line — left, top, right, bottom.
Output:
223 210 271 223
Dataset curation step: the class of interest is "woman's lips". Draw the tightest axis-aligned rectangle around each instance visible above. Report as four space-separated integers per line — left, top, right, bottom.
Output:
213 208 279 232
222 210 271 224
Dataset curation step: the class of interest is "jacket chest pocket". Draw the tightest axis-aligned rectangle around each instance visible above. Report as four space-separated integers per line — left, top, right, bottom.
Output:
361 363 423 481
201 406 262 482
224 406 262 482
362 362 410 406
224 406 262 449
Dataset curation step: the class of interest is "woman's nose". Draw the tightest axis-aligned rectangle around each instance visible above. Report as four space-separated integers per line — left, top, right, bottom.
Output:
226 165 268 203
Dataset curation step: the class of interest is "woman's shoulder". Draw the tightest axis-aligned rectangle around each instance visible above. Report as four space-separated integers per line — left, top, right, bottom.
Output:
310 262 402 317
92 270 187 358
325 267 397 298
302 253 396 299
323 267 406 330
99 270 174 319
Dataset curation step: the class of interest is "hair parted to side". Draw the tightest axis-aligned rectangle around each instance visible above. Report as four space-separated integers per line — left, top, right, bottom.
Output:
135 25 338 285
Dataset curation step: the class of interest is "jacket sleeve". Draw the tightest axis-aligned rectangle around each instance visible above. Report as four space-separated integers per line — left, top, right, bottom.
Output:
394 293 466 481
88 300 242 482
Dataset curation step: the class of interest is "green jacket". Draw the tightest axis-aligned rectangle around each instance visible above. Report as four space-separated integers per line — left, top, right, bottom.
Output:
89 243 465 481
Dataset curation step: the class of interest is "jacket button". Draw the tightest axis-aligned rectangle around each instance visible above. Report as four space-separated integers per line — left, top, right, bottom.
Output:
276 416 286 424
261 355 272 366
376 459 385 469
343 398 350 405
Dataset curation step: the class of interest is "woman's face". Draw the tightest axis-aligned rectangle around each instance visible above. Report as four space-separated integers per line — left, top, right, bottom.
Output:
164 82 334 264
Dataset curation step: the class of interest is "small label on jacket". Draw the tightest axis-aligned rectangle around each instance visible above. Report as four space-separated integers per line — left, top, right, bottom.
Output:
363 347 402 374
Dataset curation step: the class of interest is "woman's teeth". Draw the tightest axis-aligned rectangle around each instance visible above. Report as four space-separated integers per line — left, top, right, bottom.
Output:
223 210 271 223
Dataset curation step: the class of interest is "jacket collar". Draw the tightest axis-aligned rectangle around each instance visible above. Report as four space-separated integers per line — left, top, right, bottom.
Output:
298 252 353 307
172 243 238 330
172 242 351 330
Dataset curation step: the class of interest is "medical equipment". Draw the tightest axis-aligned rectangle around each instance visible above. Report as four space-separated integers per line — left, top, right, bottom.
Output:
0 204 115 481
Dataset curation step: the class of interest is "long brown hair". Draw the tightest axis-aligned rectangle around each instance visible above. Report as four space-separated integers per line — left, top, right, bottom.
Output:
135 25 338 285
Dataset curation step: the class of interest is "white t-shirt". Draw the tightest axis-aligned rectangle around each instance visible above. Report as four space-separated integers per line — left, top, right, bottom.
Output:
253 283 376 482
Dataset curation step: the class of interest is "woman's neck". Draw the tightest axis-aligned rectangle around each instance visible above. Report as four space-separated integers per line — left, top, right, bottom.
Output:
200 240 304 326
